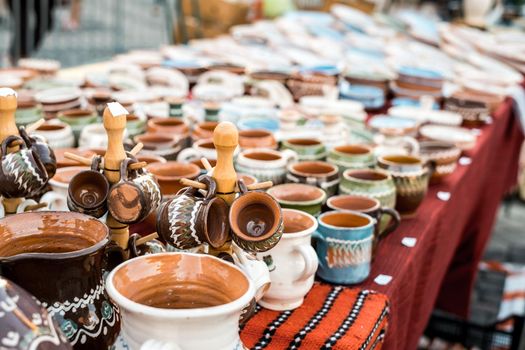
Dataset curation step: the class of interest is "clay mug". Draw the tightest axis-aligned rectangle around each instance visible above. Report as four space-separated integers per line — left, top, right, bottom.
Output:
32 121 75 149
327 144 375 172
235 148 297 185
192 121 218 142
177 138 219 162
280 138 327 161
267 183 326 217
41 166 87 211
229 180 283 253
108 158 162 225
106 253 255 350
286 161 340 197
419 141 461 184
147 118 191 147
57 108 98 141
0 135 49 198
373 134 419 157
256 209 318 311
146 161 201 196
238 129 277 150
157 175 230 250
67 155 109 218
134 133 183 161
20 126 57 178
313 210 375 284
339 169 397 209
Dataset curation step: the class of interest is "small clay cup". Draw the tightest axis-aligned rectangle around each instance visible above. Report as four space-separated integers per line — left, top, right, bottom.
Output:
419 141 461 184
286 161 340 197
67 155 109 218
281 138 327 161
327 144 375 172
146 161 201 196
339 169 397 209
147 118 190 138
134 133 183 160
192 121 218 141
267 183 326 217
238 129 277 150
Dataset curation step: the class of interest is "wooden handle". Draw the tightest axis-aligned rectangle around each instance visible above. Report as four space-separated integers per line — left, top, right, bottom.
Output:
130 142 143 156
63 152 94 166
135 232 159 246
129 161 147 170
180 178 273 192
246 181 273 191
25 118 45 133
180 178 207 190
201 157 213 171
24 202 48 212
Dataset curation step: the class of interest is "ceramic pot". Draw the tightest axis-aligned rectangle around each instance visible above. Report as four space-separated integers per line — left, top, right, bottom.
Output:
280 138 327 161
373 134 419 157
79 123 120 150
41 166 87 211
166 97 185 118
235 148 297 185
445 96 489 127
106 253 255 350
286 161 340 197
32 121 75 149
134 133 183 160
157 175 229 250
327 144 375 172
87 90 112 117
146 161 200 196
339 169 397 209
229 181 283 253
0 212 122 349
177 138 219 162
377 154 433 217
0 276 72 349
237 173 257 187
125 114 146 138
419 141 461 184
0 135 49 198
15 100 43 127
57 108 98 141
267 183 326 217
313 211 375 284
20 127 57 179
192 121 218 142
147 118 190 146
256 209 318 311
238 129 277 150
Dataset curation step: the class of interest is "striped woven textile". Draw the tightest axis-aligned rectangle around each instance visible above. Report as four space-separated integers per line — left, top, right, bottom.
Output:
240 283 389 350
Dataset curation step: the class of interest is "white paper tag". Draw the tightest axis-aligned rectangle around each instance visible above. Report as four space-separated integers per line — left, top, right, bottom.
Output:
374 274 392 285
459 157 472 166
107 102 129 116
437 191 451 201
0 87 17 97
402 237 417 247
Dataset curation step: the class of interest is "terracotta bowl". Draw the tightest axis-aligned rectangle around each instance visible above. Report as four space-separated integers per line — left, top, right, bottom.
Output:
146 161 201 195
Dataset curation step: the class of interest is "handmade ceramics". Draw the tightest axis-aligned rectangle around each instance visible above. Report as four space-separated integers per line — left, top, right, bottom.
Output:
238 129 277 150
286 161 340 197
177 138 219 162
257 209 318 311
32 121 75 149
192 121 218 142
106 253 255 350
57 108 98 141
235 148 297 185
373 134 419 157
79 123 118 149
20 127 57 179
444 96 489 127
157 176 229 249
15 99 42 127
267 183 326 217
108 158 162 225
327 144 375 172
147 118 190 143
41 166 87 211
54 148 96 168
339 169 397 209
191 158 217 174
0 135 49 198
463 0 503 27
125 114 147 138
419 124 477 150
281 138 327 161
0 212 121 349
0 277 72 349
419 141 461 184
368 115 419 136
377 155 433 217
146 161 200 196
313 211 375 284
127 233 167 258
135 133 183 160
134 154 167 165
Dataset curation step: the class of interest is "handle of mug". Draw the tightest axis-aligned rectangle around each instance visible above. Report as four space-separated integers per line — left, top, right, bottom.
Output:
16 199 38 214
198 174 217 199
1 135 24 156
310 231 325 269
377 207 401 241
403 136 419 156
40 191 66 211
294 245 318 282
0 200 4 219
119 158 133 182
18 127 32 147
176 148 200 163
91 155 103 172
281 149 298 164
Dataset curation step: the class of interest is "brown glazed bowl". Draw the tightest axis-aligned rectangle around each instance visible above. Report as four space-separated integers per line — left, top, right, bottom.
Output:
146 161 201 196
238 129 277 150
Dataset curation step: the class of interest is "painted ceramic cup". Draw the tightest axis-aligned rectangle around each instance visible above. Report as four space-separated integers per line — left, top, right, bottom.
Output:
146 161 201 196
106 253 255 350
235 148 297 185
339 169 397 209
41 166 87 211
419 141 461 184
257 209 318 311
229 181 283 253
32 121 75 149
327 144 375 172
157 175 230 250
238 129 277 150
286 161 340 197
57 108 98 141
108 158 162 225
377 154 433 217
313 211 375 284
67 156 109 218
177 138 219 162
0 276 72 349
281 138 327 161
267 183 326 217
0 135 48 198
0 212 122 349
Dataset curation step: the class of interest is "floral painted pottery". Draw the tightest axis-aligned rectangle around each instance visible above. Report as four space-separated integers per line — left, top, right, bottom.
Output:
377 155 433 217
339 169 397 209
106 253 255 350
32 121 75 149
0 277 72 349
134 133 183 160
57 109 98 141
156 176 229 250
146 161 200 196
0 212 122 349
327 144 375 172
125 114 146 138
313 211 375 284
177 138 219 162
192 121 218 142
286 161 340 197
419 124 477 150
41 166 87 211
280 138 327 161
229 182 283 253
256 209 318 311
238 129 277 150
0 135 49 198
235 148 297 185
419 141 461 184
267 183 326 217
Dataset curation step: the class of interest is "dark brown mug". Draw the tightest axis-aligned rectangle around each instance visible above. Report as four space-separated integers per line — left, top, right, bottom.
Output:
0 135 49 198
67 155 109 218
156 175 230 250
107 158 162 225
19 126 57 178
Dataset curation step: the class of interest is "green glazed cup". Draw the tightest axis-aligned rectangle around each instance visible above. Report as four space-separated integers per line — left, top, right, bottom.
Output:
281 138 327 161
339 169 396 209
58 108 98 141
267 183 326 217
327 144 375 172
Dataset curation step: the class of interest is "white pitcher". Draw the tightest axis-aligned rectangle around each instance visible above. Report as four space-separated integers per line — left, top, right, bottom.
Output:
464 0 503 27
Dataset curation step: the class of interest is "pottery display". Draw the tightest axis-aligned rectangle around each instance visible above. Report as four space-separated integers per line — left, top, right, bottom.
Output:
15 99 42 127
419 124 477 150
147 118 190 144
0 212 122 349
444 96 490 127
238 129 277 150
177 138 219 162
79 123 119 149
32 121 76 149
192 121 218 142
135 133 183 160
267 183 326 217
57 109 98 141
339 169 397 209
146 161 200 196
373 133 419 157
327 144 375 172
419 141 461 183
20 127 57 179
286 161 340 197
41 166 87 211
235 148 297 185
257 209 318 311
280 138 327 161
125 114 147 138
127 233 167 258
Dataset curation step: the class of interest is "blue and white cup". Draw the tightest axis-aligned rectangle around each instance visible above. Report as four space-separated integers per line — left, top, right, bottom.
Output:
313 210 375 284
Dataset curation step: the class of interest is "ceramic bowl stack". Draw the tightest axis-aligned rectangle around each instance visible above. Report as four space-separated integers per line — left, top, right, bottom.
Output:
391 66 443 102
340 81 385 110
35 87 83 119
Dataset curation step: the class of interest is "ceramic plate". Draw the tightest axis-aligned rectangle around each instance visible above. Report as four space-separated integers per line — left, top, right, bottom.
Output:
419 124 477 150
35 87 82 104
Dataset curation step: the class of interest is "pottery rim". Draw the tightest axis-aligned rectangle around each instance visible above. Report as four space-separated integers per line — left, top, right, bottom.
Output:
332 144 372 155
239 129 273 139
267 183 326 206
68 170 109 209
378 154 423 166
281 208 318 236
327 195 380 213
242 149 283 162
284 138 322 147
342 169 392 183
146 162 201 181
318 210 374 230
289 161 338 177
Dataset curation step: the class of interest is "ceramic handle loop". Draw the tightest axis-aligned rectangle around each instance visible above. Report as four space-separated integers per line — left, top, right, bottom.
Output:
295 245 318 282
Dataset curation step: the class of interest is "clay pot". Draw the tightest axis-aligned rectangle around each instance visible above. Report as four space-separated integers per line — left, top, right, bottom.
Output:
135 154 167 165
177 138 219 162
419 141 461 184
286 161 340 197
146 161 200 196
267 183 326 217
135 133 183 160
32 121 75 149
192 121 218 142
57 108 98 141
237 173 257 187
147 118 190 139
235 148 297 185
280 138 327 161
327 144 375 172
238 129 277 150
191 158 217 174
339 169 397 209
41 166 87 211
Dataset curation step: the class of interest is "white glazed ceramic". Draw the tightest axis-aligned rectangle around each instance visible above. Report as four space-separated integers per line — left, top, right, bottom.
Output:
373 134 419 157
235 148 298 185
257 209 318 311
419 124 477 150
40 166 87 211
31 121 75 149
232 244 271 302
177 138 220 162
79 123 129 149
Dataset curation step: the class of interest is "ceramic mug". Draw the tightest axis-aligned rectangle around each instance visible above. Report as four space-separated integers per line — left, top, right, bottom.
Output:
257 209 318 311
147 117 191 147
327 144 375 172
267 183 326 217
67 155 109 218
235 148 297 185
135 133 183 161
373 134 419 157
106 252 255 350
286 161 340 197
238 129 277 150
313 210 375 284
339 169 397 209
192 121 218 142
232 244 272 302
32 121 75 149
419 141 461 184
41 166 87 211
177 138 219 162
157 175 230 250
146 161 201 196
20 127 57 179
281 138 327 161
108 158 162 225
57 108 98 141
